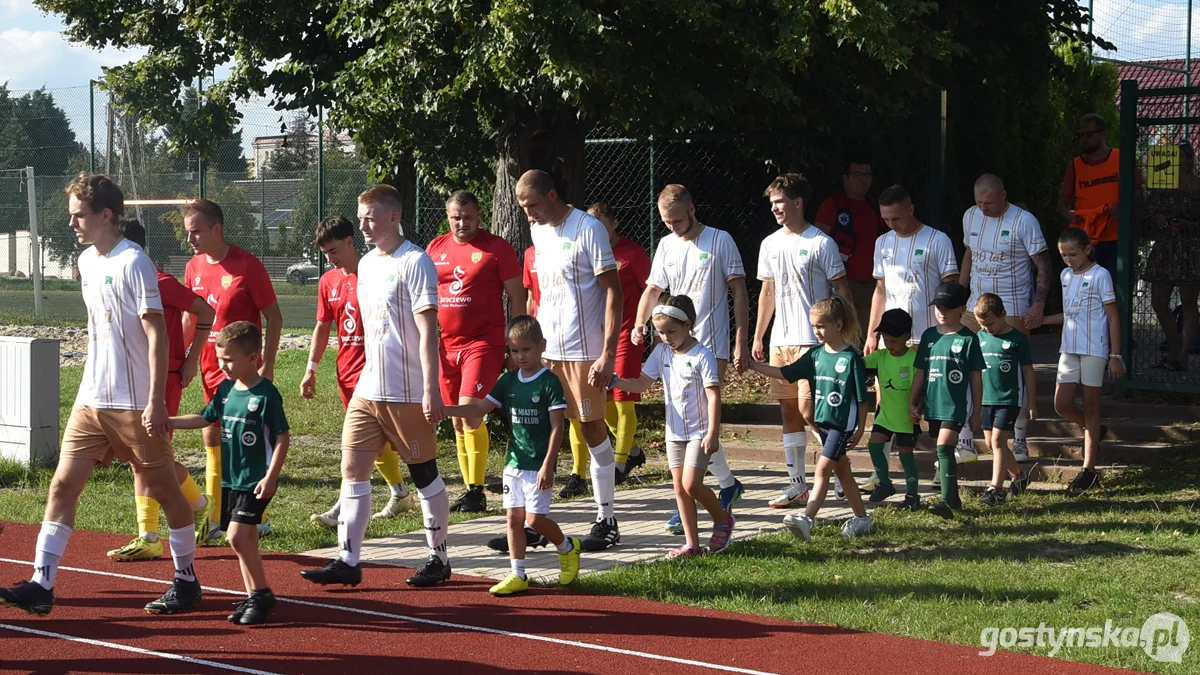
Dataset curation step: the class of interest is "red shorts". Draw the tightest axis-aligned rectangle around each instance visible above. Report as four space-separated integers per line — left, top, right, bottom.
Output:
338 380 356 409
201 368 223 404
439 341 506 404
165 372 183 417
612 341 645 402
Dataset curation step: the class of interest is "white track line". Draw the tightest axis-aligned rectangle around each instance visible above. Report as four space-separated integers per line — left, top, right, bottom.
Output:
0 557 778 675
0 623 283 675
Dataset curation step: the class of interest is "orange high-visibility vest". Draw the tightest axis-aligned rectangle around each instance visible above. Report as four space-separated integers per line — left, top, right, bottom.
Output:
1073 149 1121 243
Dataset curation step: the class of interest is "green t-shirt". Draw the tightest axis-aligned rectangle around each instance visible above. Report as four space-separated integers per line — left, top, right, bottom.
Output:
978 328 1033 406
203 379 289 492
485 368 568 471
780 345 869 431
915 326 985 423
864 347 916 434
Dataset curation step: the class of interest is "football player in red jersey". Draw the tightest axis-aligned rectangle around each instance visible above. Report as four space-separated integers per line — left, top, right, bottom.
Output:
184 200 283 542
105 219 214 562
302 216 416 527
426 191 525 512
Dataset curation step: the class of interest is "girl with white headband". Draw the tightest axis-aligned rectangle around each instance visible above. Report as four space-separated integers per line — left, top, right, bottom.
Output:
611 295 735 558
750 296 875 540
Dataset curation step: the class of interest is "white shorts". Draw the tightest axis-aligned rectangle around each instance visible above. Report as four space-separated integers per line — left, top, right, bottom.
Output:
502 465 552 515
666 439 710 471
1057 353 1107 388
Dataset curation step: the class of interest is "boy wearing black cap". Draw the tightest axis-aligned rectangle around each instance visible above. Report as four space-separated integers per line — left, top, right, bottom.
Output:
910 281 984 519
864 309 921 509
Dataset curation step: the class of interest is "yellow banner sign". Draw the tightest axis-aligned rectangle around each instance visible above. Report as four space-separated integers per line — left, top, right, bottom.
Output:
1148 143 1181 190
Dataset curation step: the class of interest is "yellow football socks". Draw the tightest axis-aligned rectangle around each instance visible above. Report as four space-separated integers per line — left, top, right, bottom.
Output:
135 495 159 539
179 474 205 511
455 432 469 485
375 443 405 486
466 425 489 487
568 419 590 476
607 400 637 465
205 446 222 523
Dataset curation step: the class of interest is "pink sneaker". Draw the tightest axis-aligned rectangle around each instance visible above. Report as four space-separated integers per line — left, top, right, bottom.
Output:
667 545 702 560
709 513 736 553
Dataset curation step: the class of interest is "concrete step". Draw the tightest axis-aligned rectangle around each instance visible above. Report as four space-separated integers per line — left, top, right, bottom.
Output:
721 443 1133 485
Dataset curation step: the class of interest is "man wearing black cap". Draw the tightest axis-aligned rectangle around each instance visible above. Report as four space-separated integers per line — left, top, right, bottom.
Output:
910 281 984 519
863 308 921 509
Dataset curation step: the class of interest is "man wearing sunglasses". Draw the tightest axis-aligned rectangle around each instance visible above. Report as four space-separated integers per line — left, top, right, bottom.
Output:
1058 113 1143 275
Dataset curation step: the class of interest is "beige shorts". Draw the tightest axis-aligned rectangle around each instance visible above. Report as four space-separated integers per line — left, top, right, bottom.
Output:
1057 353 1107 388
666 439 711 471
769 346 813 400
544 359 606 422
342 397 438 464
61 406 174 469
962 312 1030 336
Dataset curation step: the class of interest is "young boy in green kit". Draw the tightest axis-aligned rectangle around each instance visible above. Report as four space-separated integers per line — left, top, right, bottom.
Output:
170 321 289 624
909 282 984 520
863 309 921 509
445 315 583 596
973 293 1037 506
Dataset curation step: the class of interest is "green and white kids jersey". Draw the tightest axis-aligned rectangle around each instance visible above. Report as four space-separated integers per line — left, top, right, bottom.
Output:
780 345 869 431
485 367 568 470
915 326 985 423
203 378 290 492
978 327 1033 406
864 347 916 433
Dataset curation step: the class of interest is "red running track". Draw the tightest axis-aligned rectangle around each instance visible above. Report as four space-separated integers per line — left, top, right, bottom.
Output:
0 522 1140 675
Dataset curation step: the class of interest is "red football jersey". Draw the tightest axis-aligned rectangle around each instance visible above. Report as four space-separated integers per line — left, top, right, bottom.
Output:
157 270 203 373
316 268 366 392
426 229 521 349
185 245 277 390
612 236 651 337
522 246 539 314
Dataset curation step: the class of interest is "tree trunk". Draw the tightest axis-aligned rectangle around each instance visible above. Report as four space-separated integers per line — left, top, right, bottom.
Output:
491 111 587 253
384 152 418 241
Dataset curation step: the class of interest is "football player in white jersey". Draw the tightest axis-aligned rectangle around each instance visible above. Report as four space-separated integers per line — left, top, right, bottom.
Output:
301 185 452 589
517 170 625 552
1 174 202 616
754 174 853 508
959 174 1051 462
632 184 748 534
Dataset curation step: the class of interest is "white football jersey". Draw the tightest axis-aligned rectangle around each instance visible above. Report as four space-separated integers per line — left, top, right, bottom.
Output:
962 204 1048 314
1060 264 1116 359
873 225 958 344
75 238 163 410
647 225 745 359
757 225 846 347
531 208 617 361
353 239 439 403
641 341 721 441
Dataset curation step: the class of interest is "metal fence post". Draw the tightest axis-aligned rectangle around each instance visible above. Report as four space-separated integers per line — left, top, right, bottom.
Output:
26 167 43 323
413 166 422 242
89 81 95 173
317 105 326 274
647 135 656 251
197 77 206 200
1117 78 1138 393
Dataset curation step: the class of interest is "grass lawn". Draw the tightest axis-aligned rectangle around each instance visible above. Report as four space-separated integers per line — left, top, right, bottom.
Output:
2 353 1197 673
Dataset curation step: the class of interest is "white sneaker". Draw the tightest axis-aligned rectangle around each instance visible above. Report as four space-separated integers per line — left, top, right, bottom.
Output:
782 513 813 541
1011 438 1030 463
841 515 875 538
932 461 941 486
373 492 416 519
857 472 880 493
955 438 979 463
769 483 810 509
310 509 339 530
833 475 846 501
257 522 273 537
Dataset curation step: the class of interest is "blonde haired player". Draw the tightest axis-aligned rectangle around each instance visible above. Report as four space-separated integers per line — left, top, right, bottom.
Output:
301 185 452 588
304 215 415 528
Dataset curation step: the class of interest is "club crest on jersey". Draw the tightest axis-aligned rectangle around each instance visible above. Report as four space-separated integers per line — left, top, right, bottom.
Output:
1002 341 1012 350
1082 281 1090 288
247 397 260 412
951 338 965 354
221 275 233 289
914 249 925 257
105 275 113 284
471 252 483 263
387 274 397 282
562 242 572 250
1001 229 1011 238
835 357 849 373
838 212 851 226
532 395 540 403
899 367 910 379
699 252 710 261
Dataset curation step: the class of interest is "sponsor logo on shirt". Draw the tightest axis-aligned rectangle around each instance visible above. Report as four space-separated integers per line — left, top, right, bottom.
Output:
999 361 1012 373
948 370 964 384
826 391 844 407
241 430 258 446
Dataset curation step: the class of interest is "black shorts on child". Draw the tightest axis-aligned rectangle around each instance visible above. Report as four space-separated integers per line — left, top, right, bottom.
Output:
926 419 964 437
221 488 272 529
871 424 917 448
981 405 1021 432
816 425 855 461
